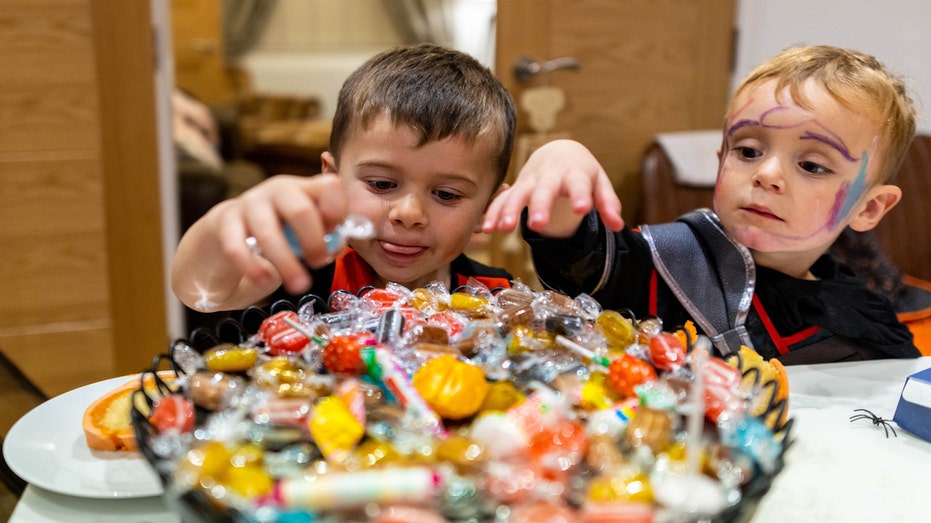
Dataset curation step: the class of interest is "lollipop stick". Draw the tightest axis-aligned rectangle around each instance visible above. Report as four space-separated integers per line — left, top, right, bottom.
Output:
555 335 611 367
687 336 711 475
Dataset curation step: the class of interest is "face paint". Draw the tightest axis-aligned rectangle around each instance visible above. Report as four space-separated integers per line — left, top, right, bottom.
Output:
826 151 870 229
801 130 857 162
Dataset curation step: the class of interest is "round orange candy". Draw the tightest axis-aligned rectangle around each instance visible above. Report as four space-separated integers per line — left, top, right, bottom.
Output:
607 353 658 398
412 354 488 420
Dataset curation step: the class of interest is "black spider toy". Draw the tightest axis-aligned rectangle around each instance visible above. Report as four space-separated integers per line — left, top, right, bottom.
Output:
849 408 898 438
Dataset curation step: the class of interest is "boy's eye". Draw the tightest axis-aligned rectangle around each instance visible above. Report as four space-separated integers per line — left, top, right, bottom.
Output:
434 190 461 202
799 161 832 175
368 179 396 191
735 146 762 160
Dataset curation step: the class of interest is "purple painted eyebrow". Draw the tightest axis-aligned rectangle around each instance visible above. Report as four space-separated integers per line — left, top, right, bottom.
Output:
727 119 755 136
800 130 858 162
726 109 860 163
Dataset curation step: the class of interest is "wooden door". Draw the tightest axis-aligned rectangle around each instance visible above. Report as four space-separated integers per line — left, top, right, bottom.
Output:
483 0 735 284
0 1 168 396
172 0 241 105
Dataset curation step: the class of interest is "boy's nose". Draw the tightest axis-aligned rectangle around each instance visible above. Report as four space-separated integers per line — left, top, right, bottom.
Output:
389 193 428 227
752 157 785 190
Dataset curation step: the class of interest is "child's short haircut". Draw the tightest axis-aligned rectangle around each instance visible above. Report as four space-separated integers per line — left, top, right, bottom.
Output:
730 45 918 184
329 43 517 186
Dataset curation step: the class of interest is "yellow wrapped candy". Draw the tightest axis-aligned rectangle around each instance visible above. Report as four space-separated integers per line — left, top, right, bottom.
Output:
204 343 258 373
587 469 653 504
450 292 490 317
580 371 620 411
595 310 636 353
410 287 447 313
412 354 488 420
309 396 365 461
480 380 525 412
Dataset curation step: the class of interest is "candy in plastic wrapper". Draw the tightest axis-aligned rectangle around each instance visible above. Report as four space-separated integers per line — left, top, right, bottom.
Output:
189 371 245 411
262 466 443 512
259 311 310 356
308 395 365 461
133 281 792 522
204 343 258 373
412 354 488 420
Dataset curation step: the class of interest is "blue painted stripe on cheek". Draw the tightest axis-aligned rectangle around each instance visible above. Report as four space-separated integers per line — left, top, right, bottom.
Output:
830 151 869 228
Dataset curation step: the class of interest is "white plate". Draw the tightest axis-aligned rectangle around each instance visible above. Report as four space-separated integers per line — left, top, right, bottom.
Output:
3 375 164 499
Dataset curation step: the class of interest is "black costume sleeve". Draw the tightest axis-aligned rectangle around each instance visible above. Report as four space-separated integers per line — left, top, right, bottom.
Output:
521 210 656 313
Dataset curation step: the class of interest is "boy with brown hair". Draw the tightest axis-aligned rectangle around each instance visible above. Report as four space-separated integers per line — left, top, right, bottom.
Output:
484 45 921 364
172 43 516 314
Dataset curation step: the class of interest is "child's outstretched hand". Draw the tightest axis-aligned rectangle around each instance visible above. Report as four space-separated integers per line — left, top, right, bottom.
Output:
171 174 349 311
483 139 623 238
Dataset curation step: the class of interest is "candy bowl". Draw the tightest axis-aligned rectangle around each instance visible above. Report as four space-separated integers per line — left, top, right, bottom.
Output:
132 283 792 523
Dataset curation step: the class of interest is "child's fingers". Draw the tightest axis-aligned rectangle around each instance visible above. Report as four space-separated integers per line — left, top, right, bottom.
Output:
563 174 596 214
242 201 309 293
526 176 564 230
301 174 349 231
593 173 624 231
215 208 278 291
484 184 532 232
285 174 349 267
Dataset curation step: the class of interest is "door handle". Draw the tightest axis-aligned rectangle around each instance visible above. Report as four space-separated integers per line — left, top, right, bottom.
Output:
513 56 581 83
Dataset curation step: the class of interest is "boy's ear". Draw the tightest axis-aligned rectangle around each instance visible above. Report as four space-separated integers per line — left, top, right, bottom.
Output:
848 184 902 232
320 151 337 174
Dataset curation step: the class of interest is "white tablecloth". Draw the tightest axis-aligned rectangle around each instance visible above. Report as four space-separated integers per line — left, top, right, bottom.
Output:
11 357 931 522
751 356 931 523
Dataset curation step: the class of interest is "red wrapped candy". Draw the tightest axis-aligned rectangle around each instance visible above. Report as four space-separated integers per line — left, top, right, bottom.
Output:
259 311 310 356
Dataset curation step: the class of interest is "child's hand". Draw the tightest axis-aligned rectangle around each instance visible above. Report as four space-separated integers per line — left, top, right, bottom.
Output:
482 139 623 238
172 174 349 310
223 173 349 289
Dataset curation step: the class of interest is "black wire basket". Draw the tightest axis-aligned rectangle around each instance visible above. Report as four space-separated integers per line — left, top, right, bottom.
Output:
132 289 793 523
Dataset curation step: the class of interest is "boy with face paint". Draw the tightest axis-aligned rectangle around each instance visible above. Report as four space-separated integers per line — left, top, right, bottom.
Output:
483 45 921 364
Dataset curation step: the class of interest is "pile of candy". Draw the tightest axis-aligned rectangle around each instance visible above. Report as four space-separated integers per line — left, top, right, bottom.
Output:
134 280 790 523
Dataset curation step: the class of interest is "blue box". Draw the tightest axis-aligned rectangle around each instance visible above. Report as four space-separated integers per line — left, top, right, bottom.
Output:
893 366 931 442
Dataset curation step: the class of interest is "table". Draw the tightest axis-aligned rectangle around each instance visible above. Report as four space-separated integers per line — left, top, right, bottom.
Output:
10 357 931 523
751 356 931 522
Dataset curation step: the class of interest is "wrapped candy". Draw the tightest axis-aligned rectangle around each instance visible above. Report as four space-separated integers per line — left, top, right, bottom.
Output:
412 354 488 420
321 332 372 375
259 311 311 356
595 309 637 352
308 396 365 461
647 332 687 371
138 281 790 522
262 466 443 511
607 353 658 398
149 394 195 434
203 343 258 373
365 345 448 438
188 371 244 410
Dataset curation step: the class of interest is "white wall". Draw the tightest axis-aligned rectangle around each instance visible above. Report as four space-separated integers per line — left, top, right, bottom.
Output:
241 0 496 119
734 0 931 133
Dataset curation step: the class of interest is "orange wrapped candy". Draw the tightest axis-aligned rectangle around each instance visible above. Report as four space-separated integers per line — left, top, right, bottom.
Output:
607 353 658 398
412 354 488 420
